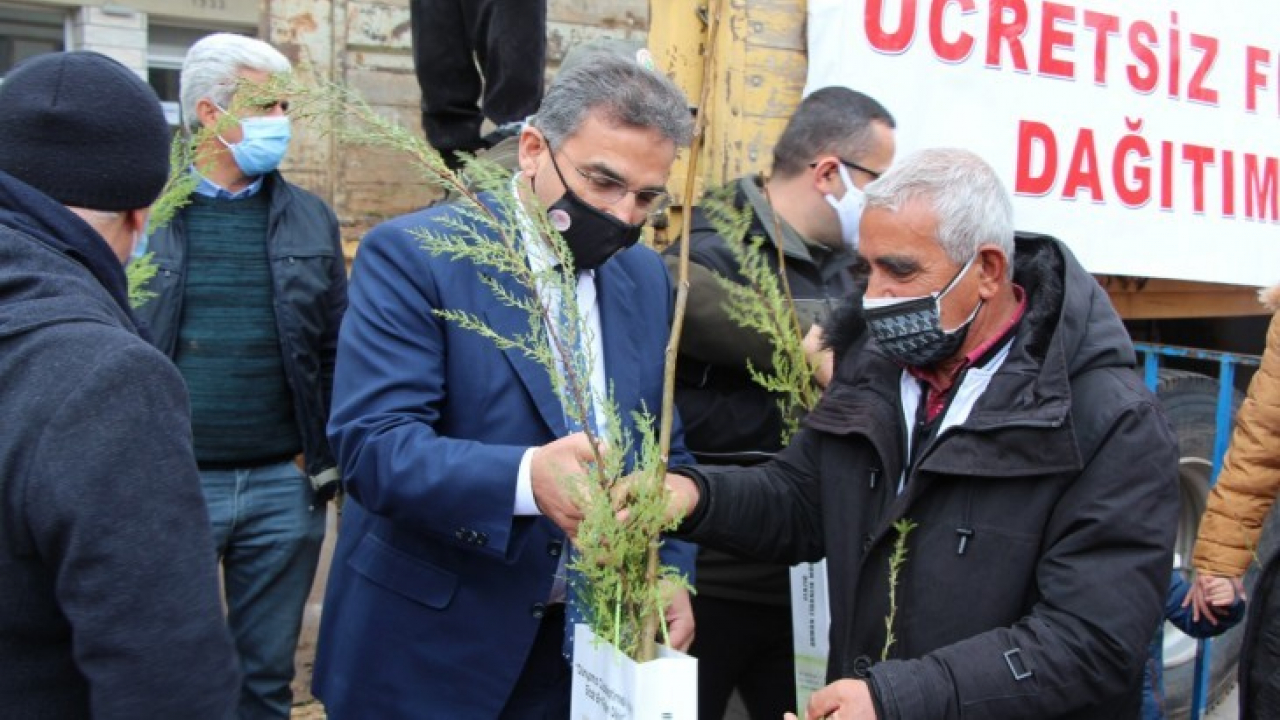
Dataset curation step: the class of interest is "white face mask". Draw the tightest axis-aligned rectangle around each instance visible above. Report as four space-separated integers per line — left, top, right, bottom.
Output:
823 163 864 251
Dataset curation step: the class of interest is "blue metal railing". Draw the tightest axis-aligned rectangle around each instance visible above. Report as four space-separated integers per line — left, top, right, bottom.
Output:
1134 342 1261 719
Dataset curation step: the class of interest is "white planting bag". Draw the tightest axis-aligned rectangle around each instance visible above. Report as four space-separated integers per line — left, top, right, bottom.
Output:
570 623 697 719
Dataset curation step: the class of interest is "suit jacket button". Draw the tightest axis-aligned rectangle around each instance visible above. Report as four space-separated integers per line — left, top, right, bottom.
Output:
861 534 873 552
531 602 546 619
548 541 563 557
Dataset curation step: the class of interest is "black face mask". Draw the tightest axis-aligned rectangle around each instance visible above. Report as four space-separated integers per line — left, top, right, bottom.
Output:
546 186 644 272
861 254 983 368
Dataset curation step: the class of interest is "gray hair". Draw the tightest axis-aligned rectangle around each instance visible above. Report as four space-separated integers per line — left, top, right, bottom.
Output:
530 54 693 149
772 86 895 177
180 33 291 130
863 147 1015 274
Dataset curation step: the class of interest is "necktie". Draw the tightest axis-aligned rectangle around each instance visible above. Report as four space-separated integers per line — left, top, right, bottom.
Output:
553 271 599 661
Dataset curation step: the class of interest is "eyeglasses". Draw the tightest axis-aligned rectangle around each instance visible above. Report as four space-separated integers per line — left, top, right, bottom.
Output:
547 146 672 215
215 98 290 118
809 157 882 180
249 99 290 114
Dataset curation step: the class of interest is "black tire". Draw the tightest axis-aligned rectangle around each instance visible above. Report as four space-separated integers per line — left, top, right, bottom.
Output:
1155 369 1247 719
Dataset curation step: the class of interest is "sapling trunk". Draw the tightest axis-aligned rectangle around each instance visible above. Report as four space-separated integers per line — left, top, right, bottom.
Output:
644 0 725 662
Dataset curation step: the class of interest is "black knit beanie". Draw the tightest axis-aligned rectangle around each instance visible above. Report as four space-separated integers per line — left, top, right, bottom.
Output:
0 51 170 211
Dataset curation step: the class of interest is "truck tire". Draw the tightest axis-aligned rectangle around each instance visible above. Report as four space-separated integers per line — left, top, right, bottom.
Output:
1155 370 1246 719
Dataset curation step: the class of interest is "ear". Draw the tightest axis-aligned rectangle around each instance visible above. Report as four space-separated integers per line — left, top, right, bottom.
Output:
975 244 1009 300
195 97 222 131
811 156 843 196
125 208 151 237
517 126 546 178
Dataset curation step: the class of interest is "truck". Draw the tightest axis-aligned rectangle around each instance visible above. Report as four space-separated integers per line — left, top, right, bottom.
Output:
259 0 1276 715
645 1 1278 716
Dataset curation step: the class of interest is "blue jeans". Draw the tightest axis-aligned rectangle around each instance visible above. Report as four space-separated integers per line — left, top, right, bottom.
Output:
201 460 326 720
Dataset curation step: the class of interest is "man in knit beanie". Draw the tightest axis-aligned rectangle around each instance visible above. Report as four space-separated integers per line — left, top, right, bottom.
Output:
134 33 347 720
0 50 239 718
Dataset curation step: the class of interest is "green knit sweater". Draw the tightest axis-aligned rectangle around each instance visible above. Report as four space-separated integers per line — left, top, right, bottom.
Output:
173 193 301 466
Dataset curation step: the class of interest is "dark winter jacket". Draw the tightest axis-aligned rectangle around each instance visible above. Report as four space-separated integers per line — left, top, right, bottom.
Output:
675 234 1180 719
0 170 239 719
136 171 347 481
1240 551 1280 718
665 176 858 461
665 176 858 605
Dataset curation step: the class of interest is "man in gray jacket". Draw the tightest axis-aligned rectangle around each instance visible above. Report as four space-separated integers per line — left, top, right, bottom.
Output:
0 50 238 719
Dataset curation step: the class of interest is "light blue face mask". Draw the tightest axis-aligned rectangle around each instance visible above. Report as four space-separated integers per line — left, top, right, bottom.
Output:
216 106 291 176
129 231 149 263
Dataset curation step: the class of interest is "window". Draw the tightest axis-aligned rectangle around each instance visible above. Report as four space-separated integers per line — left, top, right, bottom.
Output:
0 4 66 78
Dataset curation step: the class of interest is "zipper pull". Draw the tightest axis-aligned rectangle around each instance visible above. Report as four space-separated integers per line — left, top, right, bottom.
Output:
955 527 975 555
868 468 879 490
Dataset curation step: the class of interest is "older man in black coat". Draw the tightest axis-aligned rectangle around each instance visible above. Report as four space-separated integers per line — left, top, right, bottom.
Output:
657 148 1179 720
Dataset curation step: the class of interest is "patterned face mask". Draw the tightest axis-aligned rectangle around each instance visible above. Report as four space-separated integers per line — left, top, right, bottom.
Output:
862 254 983 368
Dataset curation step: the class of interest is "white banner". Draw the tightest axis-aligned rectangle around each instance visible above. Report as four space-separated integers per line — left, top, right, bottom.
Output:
806 0 1280 287
570 624 698 720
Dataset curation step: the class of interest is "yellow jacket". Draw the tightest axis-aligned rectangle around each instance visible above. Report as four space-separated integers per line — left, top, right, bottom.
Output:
1192 285 1280 576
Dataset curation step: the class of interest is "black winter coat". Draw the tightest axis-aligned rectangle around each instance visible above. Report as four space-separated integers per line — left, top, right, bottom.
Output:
676 235 1180 718
666 176 858 460
136 172 347 480
1240 552 1280 718
0 171 239 718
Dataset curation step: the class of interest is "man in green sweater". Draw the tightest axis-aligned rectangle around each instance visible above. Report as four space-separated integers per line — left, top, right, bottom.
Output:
136 33 347 720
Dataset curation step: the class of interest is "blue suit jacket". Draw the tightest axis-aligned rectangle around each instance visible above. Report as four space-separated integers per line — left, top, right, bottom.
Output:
312 197 696 719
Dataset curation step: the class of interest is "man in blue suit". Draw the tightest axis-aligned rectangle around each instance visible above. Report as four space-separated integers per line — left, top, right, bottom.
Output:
313 53 696 718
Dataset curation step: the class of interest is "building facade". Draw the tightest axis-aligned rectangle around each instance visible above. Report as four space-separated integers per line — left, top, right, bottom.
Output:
0 0 259 125
0 0 650 256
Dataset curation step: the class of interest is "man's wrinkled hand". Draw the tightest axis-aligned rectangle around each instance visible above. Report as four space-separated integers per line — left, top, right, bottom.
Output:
531 432 602 540
784 678 877 720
